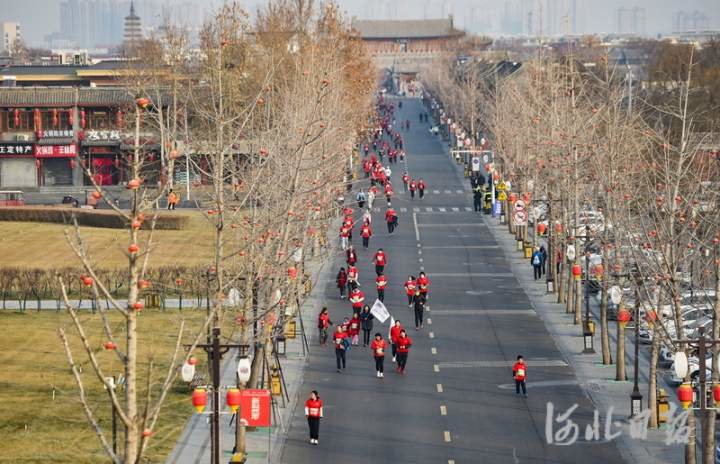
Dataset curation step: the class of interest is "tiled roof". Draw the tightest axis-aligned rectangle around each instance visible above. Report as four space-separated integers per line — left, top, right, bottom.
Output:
0 87 133 107
351 18 464 40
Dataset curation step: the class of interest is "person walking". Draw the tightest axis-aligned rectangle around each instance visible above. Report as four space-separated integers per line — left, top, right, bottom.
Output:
167 189 179 210
336 268 347 299
539 245 548 276
416 271 430 302
473 184 483 212
402 172 409 192
348 312 361 346
367 187 376 209
360 305 374 346
339 224 350 251
412 290 426 330
317 307 332 346
531 247 543 280
346 245 358 267
417 178 426 199
356 189 366 209
390 320 403 363
375 273 388 302
370 333 386 378
409 179 417 199
333 326 348 372
305 390 323 445
347 264 359 293
348 286 365 315
404 275 417 307
373 248 387 275
385 205 398 234
360 221 372 248
384 182 394 203
513 355 527 396
395 330 412 374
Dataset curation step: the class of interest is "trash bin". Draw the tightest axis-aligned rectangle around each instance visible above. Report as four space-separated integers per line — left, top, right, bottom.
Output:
144 291 162 309
657 389 670 424
524 242 533 258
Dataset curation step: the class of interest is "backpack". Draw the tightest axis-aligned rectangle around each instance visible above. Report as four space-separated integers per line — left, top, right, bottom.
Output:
532 254 540 266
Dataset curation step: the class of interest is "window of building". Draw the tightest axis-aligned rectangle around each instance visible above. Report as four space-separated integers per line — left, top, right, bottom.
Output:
87 110 113 130
8 110 32 130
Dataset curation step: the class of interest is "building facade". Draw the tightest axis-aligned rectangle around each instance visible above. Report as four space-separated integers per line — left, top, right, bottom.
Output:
1 22 21 54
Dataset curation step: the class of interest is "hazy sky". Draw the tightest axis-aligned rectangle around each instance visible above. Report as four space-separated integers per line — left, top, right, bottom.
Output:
1 0 719 46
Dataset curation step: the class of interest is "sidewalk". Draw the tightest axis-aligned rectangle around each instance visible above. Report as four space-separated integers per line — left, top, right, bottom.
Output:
483 217 683 463
165 239 337 464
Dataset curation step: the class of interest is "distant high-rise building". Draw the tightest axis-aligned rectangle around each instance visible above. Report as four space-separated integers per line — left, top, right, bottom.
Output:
123 1 143 46
1 22 21 54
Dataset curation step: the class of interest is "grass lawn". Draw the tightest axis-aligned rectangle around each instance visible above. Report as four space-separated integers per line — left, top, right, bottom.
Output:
0 309 216 463
0 210 217 269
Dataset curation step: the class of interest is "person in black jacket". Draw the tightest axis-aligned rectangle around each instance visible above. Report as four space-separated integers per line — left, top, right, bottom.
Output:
412 290 426 330
360 305 374 346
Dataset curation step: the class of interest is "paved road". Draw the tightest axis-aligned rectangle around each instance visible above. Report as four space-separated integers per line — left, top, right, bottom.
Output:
280 99 624 463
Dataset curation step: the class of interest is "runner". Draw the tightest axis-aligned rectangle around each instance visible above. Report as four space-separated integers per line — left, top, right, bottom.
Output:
346 245 357 267
417 271 430 302
402 171 409 192
370 333 387 378
395 330 412 374
360 305 374 347
513 355 528 396
339 224 350 251
385 205 398 234
336 267 347 299
404 275 417 307
412 290 426 330
409 179 417 199
333 326 349 372
347 312 361 346
348 285 365 315
390 319 403 363
418 178 426 199
362 208 372 226
317 307 332 346
360 221 373 249
373 248 387 275
305 390 323 445
347 264 359 293
384 181 394 203
375 272 388 302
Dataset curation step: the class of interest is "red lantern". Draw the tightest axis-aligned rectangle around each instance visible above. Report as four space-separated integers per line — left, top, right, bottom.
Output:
91 191 101 200
192 388 207 413
508 193 518 203
226 388 241 413
136 97 150 109
536 223 547 235
13 108 20 127
137 279 151 289
677 383 693 409
188 356 198 365
103 341 117 350
79 109 86 129
713 385 720 404
127 178 141 189
553 222 563 233
142 429 152 438
131 220 142 230
572 264 582 279
287 266 298 279
132 301 144 311
175 278 185 286
593 264 604 277
645 310 657 326
81 276 94 286
35 159 41 169
33 109 41 131
67 109 73 125
52 109 59 127
128 243 139 254
617 308 631 328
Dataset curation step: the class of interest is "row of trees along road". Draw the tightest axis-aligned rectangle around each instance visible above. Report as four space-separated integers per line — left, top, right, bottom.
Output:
425 40 720 464
57 1 376 463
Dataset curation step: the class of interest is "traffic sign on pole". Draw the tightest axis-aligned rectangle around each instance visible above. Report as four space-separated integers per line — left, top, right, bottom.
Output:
513 210 528 226
514 199 526 212
471 157 481 172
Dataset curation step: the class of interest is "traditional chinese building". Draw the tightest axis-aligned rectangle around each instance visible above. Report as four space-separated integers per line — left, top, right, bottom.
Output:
351 17 465 94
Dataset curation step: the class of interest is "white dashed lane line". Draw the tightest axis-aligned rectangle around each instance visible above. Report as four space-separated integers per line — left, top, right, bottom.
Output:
431 347 437 354
444 431 452 442
440 405 447 416
437 383 443 393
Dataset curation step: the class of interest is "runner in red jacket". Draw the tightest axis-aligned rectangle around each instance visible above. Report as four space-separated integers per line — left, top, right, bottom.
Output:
416 271 430 301
333 326 348 372
370 333 387 378
360 222 372 248
347 313 361 346
317 307 332 346
409 179 417 199
418 178 427 199
395 330 412 374
384 182 394 203
346 246 357 266
305 390 323 444
404 275 417 307
348 287 364 315
375 273 388 302
402 172 410 191
513 355 527 396
390 320 403 362
385 206 398 234
373 248 387 275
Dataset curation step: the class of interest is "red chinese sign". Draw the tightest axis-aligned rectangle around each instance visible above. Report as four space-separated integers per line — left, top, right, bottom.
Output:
34 144 77 158
239 389 271 427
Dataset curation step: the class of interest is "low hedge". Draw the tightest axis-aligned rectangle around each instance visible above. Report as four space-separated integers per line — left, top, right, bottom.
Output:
0 207 188 230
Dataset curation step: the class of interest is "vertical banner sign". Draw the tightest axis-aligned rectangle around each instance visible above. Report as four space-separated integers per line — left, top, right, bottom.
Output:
240 389 271 427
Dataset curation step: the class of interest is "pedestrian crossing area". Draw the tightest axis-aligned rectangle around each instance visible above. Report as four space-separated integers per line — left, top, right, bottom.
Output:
430 189 466 195
371 206 477 213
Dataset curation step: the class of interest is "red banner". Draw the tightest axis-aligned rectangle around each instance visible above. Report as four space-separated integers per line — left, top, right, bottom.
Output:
239 389 271 427
35 144 77 158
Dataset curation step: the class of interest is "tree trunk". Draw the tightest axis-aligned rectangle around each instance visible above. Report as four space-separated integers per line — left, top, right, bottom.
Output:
616 315 626 381
599 278 612 365
686 406 697 464
647 333 659 428
566 268 574 314
574 275 582 325
702 258 720 462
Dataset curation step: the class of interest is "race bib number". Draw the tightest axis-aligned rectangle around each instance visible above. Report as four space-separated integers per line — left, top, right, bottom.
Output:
351 323 358 329
517 368 525 377
375 348 384 355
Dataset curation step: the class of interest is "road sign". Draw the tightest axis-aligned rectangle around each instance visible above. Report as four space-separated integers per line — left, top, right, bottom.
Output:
497 191 507 201
514 199 526 211
483 153 489 163
471 156 481 172
496 181 507 191
566 244 576 261
513 210 528 226
240 389 272 427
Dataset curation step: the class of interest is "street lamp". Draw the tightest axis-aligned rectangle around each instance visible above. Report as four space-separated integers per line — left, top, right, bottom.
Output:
582 223 596 354
630 287 643 417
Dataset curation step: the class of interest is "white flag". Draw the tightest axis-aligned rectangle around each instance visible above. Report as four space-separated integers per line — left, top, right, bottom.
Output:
370 298 390 323
388 315 395 340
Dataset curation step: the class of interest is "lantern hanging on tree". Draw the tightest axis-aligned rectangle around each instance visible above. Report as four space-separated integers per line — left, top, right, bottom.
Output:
677 383 693 409
13 108 20 127
192 388 207 413
617 308 631 329
536 223 547 235
226 388 241 413
572 264 582 280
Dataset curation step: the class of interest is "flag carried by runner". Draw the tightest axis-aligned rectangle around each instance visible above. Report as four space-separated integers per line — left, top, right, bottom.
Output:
370 298 391 323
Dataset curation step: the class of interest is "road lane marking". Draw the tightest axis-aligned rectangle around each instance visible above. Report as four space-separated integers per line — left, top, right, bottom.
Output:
417 249 422 254
448 460 455 464
418 258 424 263
456 189 464 194
413 207 420 212
431 309 537 316
400 207 407 212
437 359 568 368
420 265 425 271
431 347 437 354
440 405 447 416
434 364 440 372
438 207 446 212
416 223 486 227
465 207 472 211
444 190 452 194
433 190 440 194
427 318 432 325
437 383 443 392
429 331 435 338
452 207 459 212
444 431 452 442
426 207 433 212
430 272 514 277
413 212 420 241
422 245 497 249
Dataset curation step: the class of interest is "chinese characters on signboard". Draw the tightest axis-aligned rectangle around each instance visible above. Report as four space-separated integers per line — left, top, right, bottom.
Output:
239 389 271 427
0 143 34 156
34 145 77 158
39 130 74 138
85 130 122 141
